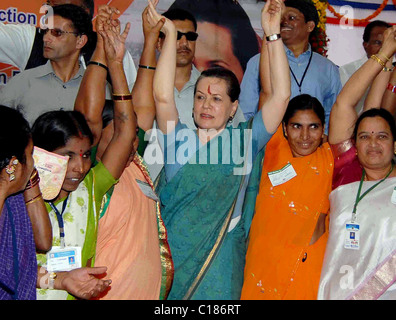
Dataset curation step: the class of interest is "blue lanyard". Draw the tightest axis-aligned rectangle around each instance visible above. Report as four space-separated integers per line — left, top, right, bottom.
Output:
49 195 69 248
5 200 19 300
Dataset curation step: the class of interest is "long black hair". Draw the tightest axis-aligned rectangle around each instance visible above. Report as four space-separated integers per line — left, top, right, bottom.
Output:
32 110 93 152
0 105 31 170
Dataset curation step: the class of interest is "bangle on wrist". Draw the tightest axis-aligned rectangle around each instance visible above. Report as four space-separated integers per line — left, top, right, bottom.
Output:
138 64 156 70
112 93 132 101
87 61 108 72
48 272 57 290
387 82 396 93
265 33 281 42
383 66 395 72
377 52 391 62
26 168 40 189
25 193 42 205
371 54 386 68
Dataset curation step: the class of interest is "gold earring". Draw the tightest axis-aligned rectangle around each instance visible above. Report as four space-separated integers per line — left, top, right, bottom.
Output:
5 159 18 181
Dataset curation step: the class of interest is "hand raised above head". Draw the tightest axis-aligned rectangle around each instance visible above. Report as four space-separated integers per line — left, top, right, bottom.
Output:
95 5 120 37
146 0 175 36
99 19 131 65
261 0 282 37
142 4 165 44
379 26 396 59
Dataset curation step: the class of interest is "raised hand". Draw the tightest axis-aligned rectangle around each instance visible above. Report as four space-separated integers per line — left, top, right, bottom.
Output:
378 26 396 61
261 0 282 37
146 0 175 36
142 3 165 45
99 17 131 66
95 5 120 44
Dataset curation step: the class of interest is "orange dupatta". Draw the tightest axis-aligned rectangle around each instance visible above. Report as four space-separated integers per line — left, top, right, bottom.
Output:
241 126 333 300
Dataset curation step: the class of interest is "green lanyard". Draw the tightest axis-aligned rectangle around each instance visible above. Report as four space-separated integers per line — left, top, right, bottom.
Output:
352 162 394 223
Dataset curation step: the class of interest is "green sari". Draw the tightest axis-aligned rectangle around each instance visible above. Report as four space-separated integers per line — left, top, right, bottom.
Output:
156 119 263 300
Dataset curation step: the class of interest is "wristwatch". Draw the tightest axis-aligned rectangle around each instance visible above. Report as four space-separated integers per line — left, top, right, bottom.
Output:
266 33 281 42
48 272 57 290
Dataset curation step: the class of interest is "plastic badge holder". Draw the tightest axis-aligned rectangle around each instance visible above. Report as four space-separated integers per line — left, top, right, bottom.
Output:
33 146 69 200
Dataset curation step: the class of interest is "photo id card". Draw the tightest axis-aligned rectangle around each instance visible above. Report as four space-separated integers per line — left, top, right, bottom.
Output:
344 223 360 250
268 163 297 187
46 246 82 272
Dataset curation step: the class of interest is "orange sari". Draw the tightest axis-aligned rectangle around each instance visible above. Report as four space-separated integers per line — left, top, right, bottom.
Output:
241 126 333 300
93 155 173 300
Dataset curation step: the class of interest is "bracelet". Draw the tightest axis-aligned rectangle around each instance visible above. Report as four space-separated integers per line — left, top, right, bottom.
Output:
377 52 391 62
370 54 386 68
25 193 42 205
383 66 395 72
387 82 396 94
265 33 281 42
138 64 156 70
112 93 132 101
87 61 108 72
48 272 57 290
26 168 40 189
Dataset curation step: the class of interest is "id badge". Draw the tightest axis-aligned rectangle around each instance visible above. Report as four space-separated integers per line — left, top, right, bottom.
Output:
46 246 82 272
344 223 360 250
136 179 159 202
268 163 297 187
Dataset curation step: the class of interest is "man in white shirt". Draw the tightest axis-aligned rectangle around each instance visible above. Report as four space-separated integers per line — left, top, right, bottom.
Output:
339 20 391 114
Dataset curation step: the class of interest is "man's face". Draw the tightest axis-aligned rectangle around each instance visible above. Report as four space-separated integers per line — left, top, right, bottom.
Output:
43 15 82 61
280 7 314 47
363 26 388 58
194 22 244 83
162 19 196 68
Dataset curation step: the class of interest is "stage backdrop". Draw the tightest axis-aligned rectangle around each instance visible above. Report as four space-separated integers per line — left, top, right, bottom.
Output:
0 0 395 86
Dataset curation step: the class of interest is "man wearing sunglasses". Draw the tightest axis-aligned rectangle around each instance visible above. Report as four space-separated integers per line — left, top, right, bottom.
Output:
144 8 202 180
0 0 136 100
0 4 93 125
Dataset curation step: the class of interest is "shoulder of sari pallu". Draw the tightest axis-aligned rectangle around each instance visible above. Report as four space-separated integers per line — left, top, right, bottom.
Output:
133 154 174 300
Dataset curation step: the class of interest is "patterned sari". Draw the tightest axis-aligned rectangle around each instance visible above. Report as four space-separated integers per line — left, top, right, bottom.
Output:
36 162 116 300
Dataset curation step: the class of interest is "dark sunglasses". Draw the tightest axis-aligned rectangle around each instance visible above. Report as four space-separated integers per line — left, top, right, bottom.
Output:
159 31 198 41
40 28 80 37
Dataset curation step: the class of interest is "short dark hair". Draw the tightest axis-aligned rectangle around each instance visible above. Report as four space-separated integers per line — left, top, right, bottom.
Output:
0 105 31 170
51 4 94 54
195 67 240 102
363 20 391 43
353 108 396 141
284 0 319 30
283 94 325 126
162 8 197 31
32 110 93 152
168 0 259 72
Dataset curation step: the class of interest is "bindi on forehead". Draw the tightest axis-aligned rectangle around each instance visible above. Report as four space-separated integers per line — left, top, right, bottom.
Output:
207 85 212 95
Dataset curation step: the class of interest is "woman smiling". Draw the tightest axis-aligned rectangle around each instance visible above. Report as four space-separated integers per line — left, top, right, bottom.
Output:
318 26 396 300
242 94 333 300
